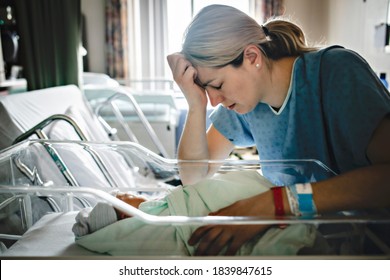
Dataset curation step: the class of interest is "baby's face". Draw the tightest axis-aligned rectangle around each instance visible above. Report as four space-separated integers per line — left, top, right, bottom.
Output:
115 193 147 219
116 193 146 208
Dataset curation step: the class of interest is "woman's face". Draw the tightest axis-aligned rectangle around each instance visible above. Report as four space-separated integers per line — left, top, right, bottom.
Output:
196 63 263 114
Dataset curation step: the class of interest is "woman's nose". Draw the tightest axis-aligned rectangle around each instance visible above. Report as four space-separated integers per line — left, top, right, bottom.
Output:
207 89 224 107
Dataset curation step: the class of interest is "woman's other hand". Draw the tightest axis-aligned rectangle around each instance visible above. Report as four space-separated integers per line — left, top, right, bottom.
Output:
188 191 274 255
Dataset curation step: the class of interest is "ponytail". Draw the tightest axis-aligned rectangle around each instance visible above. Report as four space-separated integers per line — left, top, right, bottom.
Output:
260 18 319 60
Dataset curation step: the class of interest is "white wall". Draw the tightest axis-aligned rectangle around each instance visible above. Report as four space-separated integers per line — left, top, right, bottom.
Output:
285 0 390 76
284 0 328 46
326 0 390 75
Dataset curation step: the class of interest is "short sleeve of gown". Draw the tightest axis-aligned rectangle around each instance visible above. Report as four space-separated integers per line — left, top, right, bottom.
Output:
320 48 390 167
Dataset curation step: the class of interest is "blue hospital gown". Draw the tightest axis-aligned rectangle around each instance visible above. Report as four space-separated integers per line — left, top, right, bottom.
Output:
210 46 390 180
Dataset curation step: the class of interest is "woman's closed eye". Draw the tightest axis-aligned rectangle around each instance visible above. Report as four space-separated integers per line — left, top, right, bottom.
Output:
210 84 222 90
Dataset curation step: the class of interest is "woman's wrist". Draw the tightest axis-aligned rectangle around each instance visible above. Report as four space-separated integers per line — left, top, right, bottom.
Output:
187 104 207 115
270 187 292 216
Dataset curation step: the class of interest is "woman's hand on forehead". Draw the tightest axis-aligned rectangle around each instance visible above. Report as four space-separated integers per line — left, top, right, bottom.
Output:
167 53 189 73
167 52 209 109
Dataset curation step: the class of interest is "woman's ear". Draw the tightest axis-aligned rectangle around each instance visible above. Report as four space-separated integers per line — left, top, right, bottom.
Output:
243 45 262 69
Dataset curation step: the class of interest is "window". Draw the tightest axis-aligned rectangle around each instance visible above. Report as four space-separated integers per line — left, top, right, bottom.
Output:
127 0 259 91
166 0 254 60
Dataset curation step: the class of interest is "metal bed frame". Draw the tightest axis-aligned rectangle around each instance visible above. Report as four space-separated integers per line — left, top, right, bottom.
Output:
93 89 170 158
12 114 118 189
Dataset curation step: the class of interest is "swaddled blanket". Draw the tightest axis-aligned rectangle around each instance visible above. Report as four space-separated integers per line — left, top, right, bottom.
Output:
75 171 318 256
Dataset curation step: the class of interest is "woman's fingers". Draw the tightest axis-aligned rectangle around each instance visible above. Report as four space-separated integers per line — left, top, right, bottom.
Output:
194 227 222 255
189 224 268 256
167 53 191 78
166 53 182 70
188 225 211 246
203 230 233 256
189 226 227 256
167 53 208 109
189 225 243 256
167 53 198 89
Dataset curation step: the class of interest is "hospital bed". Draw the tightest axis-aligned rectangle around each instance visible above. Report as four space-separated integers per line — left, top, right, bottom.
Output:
0 86 389 258
82 73 179 158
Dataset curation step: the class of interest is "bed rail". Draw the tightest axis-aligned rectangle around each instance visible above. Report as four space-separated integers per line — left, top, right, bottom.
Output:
1 186 389 227
11 114 119 189
13 114 89 144
94 90 170 158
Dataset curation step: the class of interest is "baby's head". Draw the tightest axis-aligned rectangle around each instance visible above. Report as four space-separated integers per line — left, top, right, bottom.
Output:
115 192 147 219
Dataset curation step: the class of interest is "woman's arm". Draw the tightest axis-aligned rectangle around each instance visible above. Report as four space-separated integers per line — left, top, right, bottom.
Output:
313 114 390 212
178 123 234 185
189 115 390 255
167 53 234 184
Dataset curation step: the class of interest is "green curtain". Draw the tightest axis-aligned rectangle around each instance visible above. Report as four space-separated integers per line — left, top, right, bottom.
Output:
15 0 81 91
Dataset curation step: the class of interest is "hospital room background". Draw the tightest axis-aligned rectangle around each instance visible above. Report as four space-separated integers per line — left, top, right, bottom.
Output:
0 0 389 259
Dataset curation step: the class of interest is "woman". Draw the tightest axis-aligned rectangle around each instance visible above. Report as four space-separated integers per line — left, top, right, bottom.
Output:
167 4 390 255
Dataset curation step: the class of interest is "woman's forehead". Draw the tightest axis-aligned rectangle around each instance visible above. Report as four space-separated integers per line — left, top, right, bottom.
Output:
196 65 231 85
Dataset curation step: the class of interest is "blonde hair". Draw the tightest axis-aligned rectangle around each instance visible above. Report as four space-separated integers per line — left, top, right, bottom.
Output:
182 4 318 68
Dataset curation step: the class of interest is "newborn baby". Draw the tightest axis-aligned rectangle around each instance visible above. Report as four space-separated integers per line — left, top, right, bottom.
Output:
73 170 320 256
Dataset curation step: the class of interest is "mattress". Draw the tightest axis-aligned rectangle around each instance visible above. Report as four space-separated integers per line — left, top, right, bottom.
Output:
1 211 99 257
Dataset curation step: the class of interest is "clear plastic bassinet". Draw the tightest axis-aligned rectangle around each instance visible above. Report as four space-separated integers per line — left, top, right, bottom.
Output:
0 139 389 257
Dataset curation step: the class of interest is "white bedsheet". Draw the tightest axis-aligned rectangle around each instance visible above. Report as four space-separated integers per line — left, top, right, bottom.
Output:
1 211 99 257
